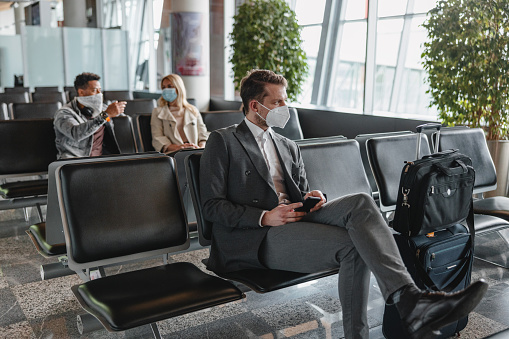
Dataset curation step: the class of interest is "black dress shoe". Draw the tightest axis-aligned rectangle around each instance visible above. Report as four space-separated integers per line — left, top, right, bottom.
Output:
396 280 488 339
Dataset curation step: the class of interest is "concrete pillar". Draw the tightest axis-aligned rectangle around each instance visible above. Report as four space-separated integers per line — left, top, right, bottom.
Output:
170 0 210 111
63 0 88 27
14 3 26 35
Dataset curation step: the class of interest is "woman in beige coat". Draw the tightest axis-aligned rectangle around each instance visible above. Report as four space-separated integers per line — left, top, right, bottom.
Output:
151 74 209 153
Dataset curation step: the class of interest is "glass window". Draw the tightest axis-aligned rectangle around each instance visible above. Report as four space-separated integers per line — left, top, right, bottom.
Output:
396 15 436 116
63 27 103 85
103 29 129 90
25 26 65 87
295 0 326 26
412 0 438 14
373 18 403 111
377 0 408 17
298 25 322 103
344 0 367 20
0 35 23 88
330 21 367 110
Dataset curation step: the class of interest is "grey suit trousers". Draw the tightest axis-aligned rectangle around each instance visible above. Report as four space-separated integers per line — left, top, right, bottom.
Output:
259 193 414 339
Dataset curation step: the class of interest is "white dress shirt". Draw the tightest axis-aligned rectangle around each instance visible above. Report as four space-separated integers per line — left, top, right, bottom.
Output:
245 118 291 227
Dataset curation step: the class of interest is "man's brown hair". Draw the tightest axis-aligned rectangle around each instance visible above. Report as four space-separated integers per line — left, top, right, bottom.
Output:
240 69 287 115
74 72 101 92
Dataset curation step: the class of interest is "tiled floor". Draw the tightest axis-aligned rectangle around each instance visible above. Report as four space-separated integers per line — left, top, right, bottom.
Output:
1 207 509 339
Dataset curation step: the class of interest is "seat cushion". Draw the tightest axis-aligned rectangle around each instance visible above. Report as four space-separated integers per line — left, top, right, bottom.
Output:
474 197 509 221
26 223 66 257
0 179 48 199
474 213 509 233
72 262 244 331
218 268 339 293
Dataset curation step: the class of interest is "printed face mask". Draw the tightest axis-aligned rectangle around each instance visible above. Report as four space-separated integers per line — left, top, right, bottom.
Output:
76 93 104 117
162 88 177 102
255 101 290 129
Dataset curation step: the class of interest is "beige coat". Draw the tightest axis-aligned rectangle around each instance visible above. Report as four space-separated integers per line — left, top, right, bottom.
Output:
150 105 209 152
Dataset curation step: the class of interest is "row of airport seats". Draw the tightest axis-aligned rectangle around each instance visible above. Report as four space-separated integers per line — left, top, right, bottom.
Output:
0 87 137 103
23 129 509 336
0 117 138 226
0 98 157 121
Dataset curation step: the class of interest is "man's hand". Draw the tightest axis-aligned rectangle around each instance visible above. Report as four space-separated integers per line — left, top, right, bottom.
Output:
261 202 306 227
303 190 326 213
105 100 127 118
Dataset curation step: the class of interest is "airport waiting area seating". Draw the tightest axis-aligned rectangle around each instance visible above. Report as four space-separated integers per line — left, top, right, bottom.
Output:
103 90 133 102
31 91 67 104
54 154 244 336
0 91 31 105
9 102 62 119
112 115 138 153
0 119 57 222
122 98 157 117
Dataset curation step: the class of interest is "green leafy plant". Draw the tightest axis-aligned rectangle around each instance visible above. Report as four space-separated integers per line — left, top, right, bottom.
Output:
229 0 308 102
422 0 509 140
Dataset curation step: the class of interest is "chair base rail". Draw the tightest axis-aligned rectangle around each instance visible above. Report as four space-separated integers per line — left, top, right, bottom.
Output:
77 313 103 334
40 261 74 280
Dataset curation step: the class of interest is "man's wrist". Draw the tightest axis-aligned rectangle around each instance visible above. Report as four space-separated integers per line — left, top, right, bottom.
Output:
99 111 110 122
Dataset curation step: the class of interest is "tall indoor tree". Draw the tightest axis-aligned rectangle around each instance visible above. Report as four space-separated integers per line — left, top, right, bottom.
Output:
422 0 509 141
229 0 308 102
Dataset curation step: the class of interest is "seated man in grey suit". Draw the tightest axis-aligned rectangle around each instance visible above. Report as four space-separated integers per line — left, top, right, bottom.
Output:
200 69 487 339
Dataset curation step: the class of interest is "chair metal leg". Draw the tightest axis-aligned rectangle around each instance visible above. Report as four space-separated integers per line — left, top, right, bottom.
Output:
23 207 30 223
77 313 103 334
149 323 162 339
35 203 44 223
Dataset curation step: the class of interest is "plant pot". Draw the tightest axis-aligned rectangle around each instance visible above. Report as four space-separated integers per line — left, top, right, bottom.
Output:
485 140 509 197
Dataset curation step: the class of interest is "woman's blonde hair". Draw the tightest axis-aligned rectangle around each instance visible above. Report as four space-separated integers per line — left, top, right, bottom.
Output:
158 74 199 116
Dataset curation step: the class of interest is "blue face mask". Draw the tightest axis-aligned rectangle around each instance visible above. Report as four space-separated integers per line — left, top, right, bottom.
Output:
162 88 177 102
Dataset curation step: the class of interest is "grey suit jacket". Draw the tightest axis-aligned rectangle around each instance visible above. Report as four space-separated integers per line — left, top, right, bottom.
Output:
200 120 309 273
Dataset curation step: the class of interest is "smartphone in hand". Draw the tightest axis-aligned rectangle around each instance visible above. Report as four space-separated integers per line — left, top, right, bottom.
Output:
294 196 321 212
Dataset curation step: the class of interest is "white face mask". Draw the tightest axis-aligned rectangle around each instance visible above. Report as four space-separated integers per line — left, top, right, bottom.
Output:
77 93 104 117
255 101 290 129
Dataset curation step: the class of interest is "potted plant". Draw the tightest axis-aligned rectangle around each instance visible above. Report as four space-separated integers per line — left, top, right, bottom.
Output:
422 0 509 196
229 0 308 102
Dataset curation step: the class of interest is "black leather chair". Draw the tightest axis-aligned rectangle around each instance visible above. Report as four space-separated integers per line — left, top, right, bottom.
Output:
34 86 59 92
122 98 157 117
0 119 57 222
103 90 133 102
201 110 244 131
0 92 31 105
295 135 346 145
134 113 154 152
56 155 244 336
26 152 164 280
355 131 413 201
9 102 62 119
366 132 509 267
173 149 206 234
112 115 138 153
32 91 67 104
64 86 77 102
4 86 30 93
